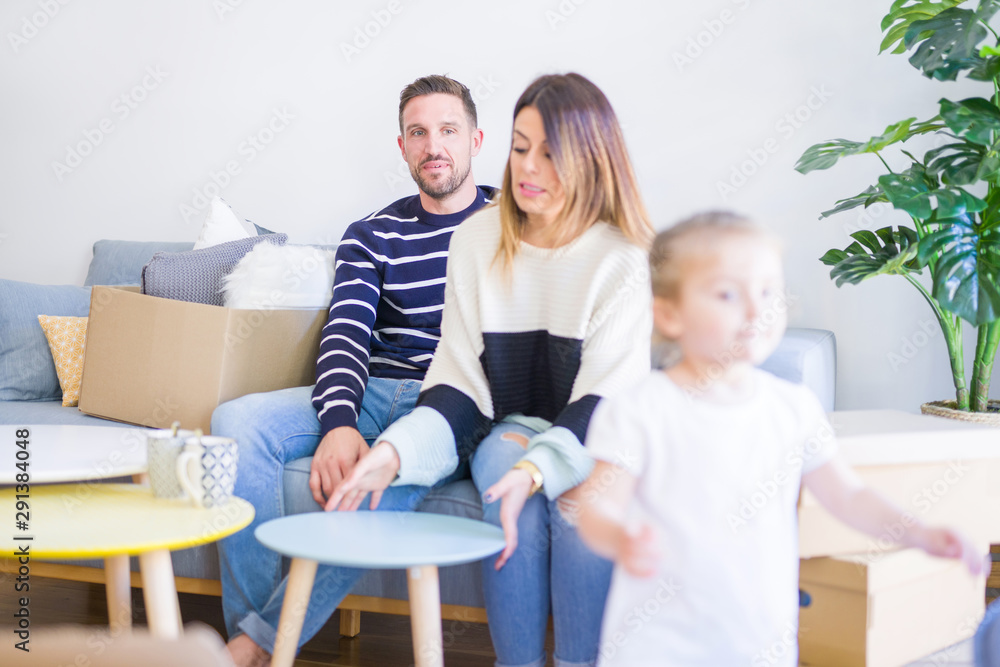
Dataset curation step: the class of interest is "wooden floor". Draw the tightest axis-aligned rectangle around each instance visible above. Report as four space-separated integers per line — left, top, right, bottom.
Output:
0 575 510 666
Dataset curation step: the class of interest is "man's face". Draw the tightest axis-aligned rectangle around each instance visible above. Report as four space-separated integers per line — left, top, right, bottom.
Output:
398 93 482 200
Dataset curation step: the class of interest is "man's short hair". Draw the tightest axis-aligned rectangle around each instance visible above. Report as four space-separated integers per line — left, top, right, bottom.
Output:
398 75 477 133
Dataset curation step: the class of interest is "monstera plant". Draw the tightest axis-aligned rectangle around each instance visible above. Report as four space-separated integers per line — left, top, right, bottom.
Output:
796 0 1000 415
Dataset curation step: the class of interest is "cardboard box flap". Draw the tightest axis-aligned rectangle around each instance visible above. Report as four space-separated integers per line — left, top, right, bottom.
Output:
800 548 964 595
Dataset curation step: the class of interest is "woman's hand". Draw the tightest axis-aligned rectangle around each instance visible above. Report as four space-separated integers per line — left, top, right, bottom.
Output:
324 441 401 512
483 469 535 570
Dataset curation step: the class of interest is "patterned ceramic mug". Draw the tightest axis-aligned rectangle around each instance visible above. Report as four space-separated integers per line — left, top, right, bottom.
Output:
176 435 239 508
146 427 197 498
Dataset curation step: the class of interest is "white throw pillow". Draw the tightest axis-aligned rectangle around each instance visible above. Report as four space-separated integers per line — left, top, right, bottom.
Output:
222 243 336 309
193 197 258 250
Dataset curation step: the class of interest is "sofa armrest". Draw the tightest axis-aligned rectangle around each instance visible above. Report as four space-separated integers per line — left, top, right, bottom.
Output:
759 328 837 412
652 327 837 412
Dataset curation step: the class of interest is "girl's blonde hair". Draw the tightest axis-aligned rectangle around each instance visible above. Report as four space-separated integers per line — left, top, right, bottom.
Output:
495 73 652 269
649 211 780 299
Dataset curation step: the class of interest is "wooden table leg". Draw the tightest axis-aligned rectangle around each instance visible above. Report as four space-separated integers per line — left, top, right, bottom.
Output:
272 557 318 667
104 554 132 635
138 549 181 639
407 565 443 667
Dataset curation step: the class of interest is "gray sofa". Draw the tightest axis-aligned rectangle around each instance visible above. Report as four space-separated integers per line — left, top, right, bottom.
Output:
0 239 838 625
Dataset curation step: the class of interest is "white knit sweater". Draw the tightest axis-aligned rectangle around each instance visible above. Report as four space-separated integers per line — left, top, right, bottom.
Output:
379 205 652 498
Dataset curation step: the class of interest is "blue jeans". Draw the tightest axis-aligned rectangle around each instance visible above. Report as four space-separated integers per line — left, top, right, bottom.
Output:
471 422 613 667
211 377 424 648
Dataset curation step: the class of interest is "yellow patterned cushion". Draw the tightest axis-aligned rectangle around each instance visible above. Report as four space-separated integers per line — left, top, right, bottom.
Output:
37 315 88 407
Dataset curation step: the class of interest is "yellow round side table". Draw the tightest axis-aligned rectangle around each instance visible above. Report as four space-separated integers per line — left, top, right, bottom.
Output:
1 484 253 639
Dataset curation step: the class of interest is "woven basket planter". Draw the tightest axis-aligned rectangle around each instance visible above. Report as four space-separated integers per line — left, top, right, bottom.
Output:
920 400 1000 427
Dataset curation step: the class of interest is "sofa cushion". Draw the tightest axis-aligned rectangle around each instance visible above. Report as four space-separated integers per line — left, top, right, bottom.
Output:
0 399 127 426
141 234 288 306
0 279 91 401
84 240 194 287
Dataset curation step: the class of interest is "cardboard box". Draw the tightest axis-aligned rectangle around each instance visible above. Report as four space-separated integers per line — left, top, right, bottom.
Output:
799 410 1000 558
799 548 984 666
79 286 326 433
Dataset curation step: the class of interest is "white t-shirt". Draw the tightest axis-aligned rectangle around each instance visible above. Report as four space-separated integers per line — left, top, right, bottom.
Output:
587 369 836 667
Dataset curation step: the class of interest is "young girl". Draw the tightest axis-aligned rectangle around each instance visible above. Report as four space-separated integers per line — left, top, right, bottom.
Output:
329 73 654 666
578 211 984 666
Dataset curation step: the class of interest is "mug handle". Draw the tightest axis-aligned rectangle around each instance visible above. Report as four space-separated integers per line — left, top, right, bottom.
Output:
176 448 205 507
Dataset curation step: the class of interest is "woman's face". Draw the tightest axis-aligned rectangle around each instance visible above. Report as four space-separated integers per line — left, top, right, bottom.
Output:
509 106 566 234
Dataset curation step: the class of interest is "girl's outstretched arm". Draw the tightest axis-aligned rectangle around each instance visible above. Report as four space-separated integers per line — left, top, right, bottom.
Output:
803 456 985 575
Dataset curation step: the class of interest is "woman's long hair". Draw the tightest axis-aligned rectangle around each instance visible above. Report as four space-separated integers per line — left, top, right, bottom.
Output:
495 73 652 269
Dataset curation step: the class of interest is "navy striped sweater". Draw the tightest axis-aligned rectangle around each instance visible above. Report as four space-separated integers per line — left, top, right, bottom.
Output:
312 187 493 436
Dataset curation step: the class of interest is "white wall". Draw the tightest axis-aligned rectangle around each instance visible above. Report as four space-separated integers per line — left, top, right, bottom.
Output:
1 0 995 411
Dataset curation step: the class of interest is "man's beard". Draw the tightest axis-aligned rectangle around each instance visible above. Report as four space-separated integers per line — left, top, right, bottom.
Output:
410 156 471 200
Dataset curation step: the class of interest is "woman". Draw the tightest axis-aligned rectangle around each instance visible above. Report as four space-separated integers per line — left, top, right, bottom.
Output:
329 72 653 667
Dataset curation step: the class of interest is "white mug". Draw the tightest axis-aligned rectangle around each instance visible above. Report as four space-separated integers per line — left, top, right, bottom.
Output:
146 427 197 499
176 435 239 508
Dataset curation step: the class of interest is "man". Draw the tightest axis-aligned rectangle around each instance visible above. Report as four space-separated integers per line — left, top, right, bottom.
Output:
212 74 491 666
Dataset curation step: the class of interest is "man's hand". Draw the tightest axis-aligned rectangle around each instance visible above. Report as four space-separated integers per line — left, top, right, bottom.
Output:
325 441 401 512
309 427 370 506
483 469 534 570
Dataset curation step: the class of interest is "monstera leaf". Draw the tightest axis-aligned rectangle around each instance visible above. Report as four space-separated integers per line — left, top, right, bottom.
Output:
821 227 922 286
881 0 965 54
794 118 940 173
819 185 888 218
904 2 1000 80
939 97 1000 145
916 213 1000 323
925 140 997 184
